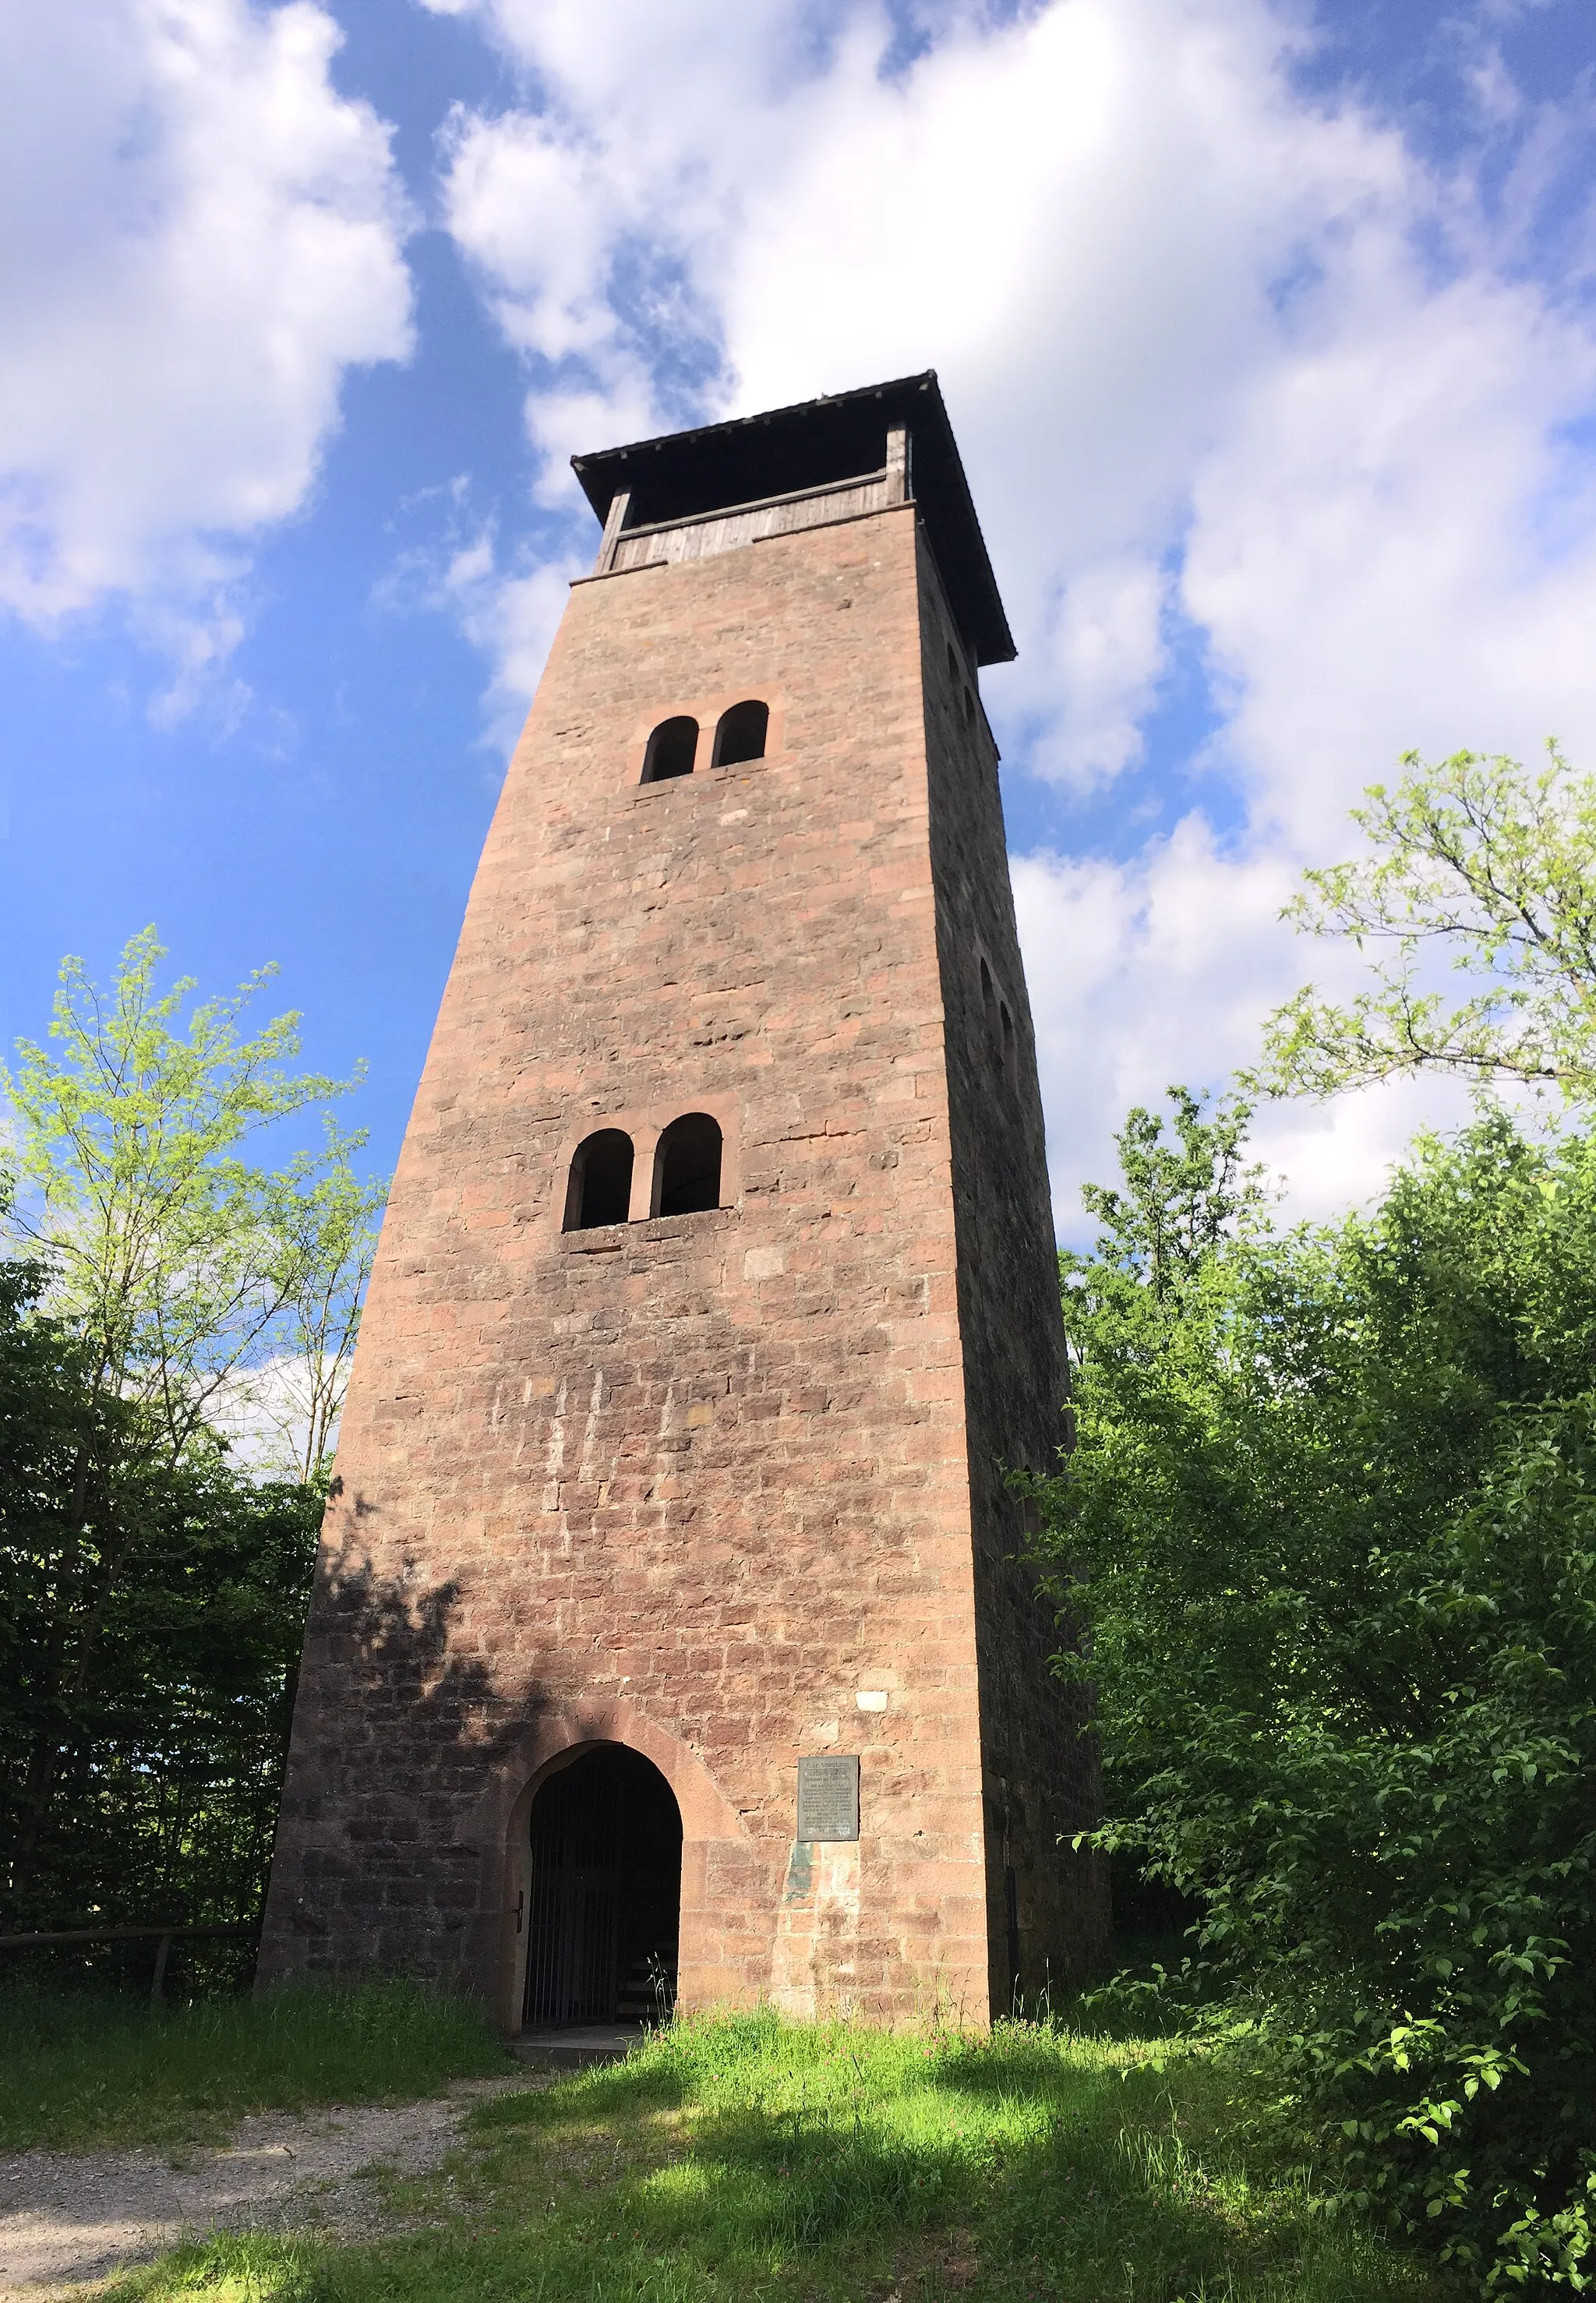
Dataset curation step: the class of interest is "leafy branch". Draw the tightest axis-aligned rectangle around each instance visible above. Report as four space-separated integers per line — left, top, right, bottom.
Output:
2 927 385 1468
1250 745 1596 1100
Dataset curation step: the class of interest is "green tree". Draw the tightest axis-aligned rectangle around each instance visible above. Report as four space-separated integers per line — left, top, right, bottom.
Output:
1252 744 1596 1101
2 927 383 1468
1063 1083 1269 1316
238 1124 387 1482
0 932 384 1952
0 1243 321 1937
1037 1099 1596 2291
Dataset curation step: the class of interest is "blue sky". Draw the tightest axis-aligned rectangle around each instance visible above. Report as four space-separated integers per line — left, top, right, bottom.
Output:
2 0 1594 1239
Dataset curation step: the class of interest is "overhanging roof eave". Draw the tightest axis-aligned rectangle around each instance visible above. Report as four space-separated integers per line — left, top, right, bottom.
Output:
571 373 1015 667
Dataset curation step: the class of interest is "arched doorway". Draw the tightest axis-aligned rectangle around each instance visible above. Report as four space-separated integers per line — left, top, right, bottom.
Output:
522 1744 683 2027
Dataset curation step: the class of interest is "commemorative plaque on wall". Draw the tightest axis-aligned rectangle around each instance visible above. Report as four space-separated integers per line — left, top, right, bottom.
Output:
796 1754 860 1841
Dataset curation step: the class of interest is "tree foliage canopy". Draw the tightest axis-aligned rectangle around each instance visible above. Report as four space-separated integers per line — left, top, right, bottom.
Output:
1252 747 1596 1101
0 932 381 1952
1039 1096 1596 2291
2 926 383 1478
0 1247 321 1942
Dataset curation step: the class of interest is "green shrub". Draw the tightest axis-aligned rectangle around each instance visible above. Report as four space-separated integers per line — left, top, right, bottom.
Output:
1038 1100 1596 2290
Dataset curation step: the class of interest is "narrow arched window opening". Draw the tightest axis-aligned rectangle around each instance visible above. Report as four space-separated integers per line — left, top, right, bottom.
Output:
980 957 994 1011
1001 1002 1015 1064
565 1129 634 1230
712 700 768 768
946 641 959 683
654 1112 722 1217
642 716 697 783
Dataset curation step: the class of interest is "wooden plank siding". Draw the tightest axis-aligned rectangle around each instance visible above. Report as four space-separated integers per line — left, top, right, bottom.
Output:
602 470 897 577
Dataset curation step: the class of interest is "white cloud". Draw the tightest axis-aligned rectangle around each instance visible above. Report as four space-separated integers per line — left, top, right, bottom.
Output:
1013 825 1488 1238
0 0 413 648
1017 822 1283 1231
429 0 1596 1220
373 474 581 747
441 105 623 366
1183 254 1596 845
433 1 1407 597
1029 560 1171 786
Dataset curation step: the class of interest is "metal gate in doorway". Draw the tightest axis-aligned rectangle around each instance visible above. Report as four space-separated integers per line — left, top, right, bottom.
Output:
522 1744 682 2027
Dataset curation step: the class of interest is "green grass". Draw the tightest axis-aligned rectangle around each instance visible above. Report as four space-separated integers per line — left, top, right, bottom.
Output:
0 1979 513 2152
103 2011 1450 2303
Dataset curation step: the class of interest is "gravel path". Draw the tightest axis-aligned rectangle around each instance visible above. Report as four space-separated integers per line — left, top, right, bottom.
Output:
0 2079 536 2298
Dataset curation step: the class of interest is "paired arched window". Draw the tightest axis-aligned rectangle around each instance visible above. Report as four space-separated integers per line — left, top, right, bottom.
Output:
641 715 697 782
654 1113 722 1217
564 1129 634 1230
641 703 768 783
563 1114 725 1228
711 701 768 768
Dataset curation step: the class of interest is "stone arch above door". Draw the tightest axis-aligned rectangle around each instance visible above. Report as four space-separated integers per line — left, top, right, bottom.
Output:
477 1700 754 2029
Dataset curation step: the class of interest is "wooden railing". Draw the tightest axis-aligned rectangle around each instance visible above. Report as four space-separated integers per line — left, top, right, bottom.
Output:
0 1922 255 2006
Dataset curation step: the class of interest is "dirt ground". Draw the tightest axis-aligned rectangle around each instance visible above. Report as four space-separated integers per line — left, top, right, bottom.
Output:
0 2078 538 2298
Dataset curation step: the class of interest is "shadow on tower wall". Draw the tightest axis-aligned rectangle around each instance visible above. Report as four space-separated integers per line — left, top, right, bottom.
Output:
260 1525 551 1990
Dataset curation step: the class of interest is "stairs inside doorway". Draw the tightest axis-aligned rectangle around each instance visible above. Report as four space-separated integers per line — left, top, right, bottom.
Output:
615 1942 677 2023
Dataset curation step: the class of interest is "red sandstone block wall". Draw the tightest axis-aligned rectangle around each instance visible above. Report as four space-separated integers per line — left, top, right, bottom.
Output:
916 535 1108 2000
259 497 1099 2024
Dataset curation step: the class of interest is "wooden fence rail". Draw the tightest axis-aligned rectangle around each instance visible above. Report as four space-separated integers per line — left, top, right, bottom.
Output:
0 1922 256 2006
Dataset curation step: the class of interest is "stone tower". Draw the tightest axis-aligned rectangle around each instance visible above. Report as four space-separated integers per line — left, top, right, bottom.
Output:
259 373 1104 2028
